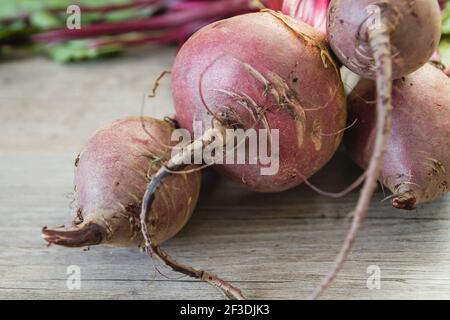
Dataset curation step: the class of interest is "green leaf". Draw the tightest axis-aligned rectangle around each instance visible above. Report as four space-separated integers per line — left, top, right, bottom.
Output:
105 7 154 22
439 39 450 69
0 0 133 20
79 12 105 25
443 2 450 35
30 11 63 29
0 20 27 41
45 39 122 62
0 42 42 58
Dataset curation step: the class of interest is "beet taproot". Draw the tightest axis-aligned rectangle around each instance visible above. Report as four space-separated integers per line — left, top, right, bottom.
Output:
138 12 346 299
136 11 346 299
347 63 450 210
328 0 441 80
310 0 442 299
42 117 201 247
42 116 245 299
171 10 346 192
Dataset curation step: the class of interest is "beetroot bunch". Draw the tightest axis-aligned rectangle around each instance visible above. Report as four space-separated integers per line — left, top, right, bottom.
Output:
43 0 449 300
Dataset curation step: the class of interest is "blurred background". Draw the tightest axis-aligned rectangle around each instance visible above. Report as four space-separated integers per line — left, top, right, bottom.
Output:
0 0 277 148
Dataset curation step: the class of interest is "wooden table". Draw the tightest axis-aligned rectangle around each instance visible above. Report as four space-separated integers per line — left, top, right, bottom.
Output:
1 48 450 300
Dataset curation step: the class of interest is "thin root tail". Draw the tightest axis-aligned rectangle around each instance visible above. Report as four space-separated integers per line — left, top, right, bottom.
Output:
41 223 104 247
310 22 394 299
139 122 245 300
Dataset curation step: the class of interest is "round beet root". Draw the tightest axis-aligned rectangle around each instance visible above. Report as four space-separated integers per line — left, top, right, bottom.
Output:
172 11 346 192
42 117 201 247
43 117 247 299
310 1 442 299
347 64 450 210
328 0 441 80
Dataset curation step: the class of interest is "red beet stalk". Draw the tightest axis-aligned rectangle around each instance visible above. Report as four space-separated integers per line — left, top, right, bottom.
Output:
31 0 254 43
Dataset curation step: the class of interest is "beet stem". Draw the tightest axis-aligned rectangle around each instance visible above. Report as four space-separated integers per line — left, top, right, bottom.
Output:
31 0 252 43
139 123 245 300
91 20 214 49
310 23 394 299
41 223 104 247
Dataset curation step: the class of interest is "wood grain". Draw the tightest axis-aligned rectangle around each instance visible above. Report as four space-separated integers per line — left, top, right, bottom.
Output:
1 48 450 300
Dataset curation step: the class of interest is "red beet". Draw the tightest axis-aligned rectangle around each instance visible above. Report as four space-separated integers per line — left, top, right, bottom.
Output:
42 117 201 247
347 64 450 210
172 10 346 192
310 0 442 299
42 117 245 299
138 11 346 300
328 0 441 80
